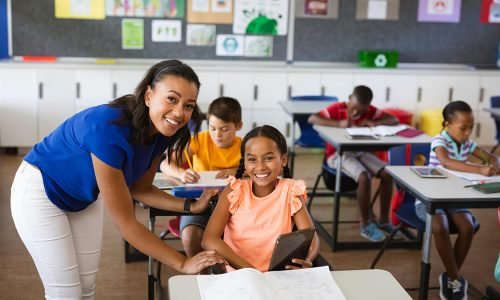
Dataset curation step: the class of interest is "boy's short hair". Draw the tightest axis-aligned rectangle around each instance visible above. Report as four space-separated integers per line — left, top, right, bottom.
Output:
207 97 242 124
352 85 373 106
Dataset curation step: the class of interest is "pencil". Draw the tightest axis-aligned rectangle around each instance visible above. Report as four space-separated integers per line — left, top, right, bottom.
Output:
184 149 193 169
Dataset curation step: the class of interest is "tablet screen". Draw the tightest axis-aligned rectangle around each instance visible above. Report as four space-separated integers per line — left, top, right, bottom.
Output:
268 227 315 271
410 166 447 178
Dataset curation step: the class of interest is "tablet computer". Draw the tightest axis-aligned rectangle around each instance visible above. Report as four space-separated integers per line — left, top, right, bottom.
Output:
410 166 447 178
268 227 315 271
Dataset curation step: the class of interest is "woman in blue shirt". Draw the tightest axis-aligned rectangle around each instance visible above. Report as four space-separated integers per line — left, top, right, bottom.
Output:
10 60 224 299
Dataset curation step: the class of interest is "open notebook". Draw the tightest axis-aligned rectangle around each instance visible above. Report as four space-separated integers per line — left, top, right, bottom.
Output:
185 171 228 188
345 124 408 138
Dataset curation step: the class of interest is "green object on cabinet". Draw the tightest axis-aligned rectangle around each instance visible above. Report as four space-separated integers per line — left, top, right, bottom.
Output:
358 50 399 68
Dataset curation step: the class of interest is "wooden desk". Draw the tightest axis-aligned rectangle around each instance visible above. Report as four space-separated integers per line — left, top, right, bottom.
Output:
278 100 334 175
385 166 500 300
168 269 411 300
312 125 432 251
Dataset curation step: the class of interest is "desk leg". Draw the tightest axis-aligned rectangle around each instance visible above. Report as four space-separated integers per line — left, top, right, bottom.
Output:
332 150 342 251
148 216 156 300
419 212 433 300
290 119 296 177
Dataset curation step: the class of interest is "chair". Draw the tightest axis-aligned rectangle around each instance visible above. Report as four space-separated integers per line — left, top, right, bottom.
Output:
490 96 500 153
370 144 480 269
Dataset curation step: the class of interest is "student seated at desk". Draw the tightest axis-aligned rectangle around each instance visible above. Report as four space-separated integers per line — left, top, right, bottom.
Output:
202 125 320 272
160 97 242 258
417 101 499 300
308 85 401 242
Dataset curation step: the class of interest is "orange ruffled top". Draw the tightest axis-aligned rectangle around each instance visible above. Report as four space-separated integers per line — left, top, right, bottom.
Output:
223 176 307 272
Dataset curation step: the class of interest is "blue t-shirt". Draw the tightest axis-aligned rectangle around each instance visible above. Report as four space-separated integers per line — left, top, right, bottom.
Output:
25 104 171 212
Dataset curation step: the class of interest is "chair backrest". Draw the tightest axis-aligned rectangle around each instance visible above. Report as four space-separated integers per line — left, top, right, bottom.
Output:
291 95 338 148
388 144 430 167
491 96 500 140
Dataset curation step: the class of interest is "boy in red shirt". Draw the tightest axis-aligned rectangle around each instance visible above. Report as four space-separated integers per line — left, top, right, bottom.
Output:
308 85 400 242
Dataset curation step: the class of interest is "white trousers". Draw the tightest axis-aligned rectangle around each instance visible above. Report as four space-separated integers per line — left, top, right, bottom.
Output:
11 161 103 300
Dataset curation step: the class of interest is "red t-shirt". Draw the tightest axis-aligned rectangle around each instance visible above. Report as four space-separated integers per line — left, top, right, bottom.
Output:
319 102 384 158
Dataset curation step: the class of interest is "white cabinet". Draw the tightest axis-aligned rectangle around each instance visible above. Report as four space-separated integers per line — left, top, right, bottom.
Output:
478 75 500 110
75 69 112 111
37 69 76 140
287 73 322 98
0 68 38 146
197 71 220 105
111 69 145 99
320 73 354 101
253 72 287 109
475 111 496 146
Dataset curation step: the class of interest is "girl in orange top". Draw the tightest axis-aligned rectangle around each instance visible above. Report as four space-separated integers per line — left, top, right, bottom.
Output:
202 125 319 272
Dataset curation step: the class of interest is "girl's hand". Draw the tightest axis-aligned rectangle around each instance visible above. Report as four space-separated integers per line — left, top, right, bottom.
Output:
479 165 497 177
215 169 233 179
284 258 313 270
179 250 226 274
181 169 200 183
191 188 219 213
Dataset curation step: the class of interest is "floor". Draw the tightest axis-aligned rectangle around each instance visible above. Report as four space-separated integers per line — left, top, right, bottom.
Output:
0 149 499 299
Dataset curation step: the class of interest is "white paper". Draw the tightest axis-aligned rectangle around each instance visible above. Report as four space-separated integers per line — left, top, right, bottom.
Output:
216 35 244 56
186 24 216 46
367 0 387 19
427 0 454 15
211 0 232 13
346 124 408 137
192 0 210 12
197 266 345 300
186 171 228 187
438 166 500 183
152 20 182 42
70 0 91 16
153 172 183 189
244 36 273 57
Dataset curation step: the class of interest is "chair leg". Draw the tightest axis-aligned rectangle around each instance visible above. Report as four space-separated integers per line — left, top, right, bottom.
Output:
492 142 500 154
370 223 403 269
370 186 380 209
307 173 323 211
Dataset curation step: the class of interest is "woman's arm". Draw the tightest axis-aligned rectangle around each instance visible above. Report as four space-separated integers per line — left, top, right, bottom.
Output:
91 154 223 274
202 186 254 270
435 146 497 176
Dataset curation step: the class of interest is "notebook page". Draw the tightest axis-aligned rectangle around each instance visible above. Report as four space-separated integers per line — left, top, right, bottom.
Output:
185 171 228 187
372 124 408 136
264 266 346 300
345 127 375 136
437 166 500 182
197 268 272 300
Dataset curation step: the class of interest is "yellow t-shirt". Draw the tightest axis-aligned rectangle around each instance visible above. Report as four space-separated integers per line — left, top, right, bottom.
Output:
189 131 242 171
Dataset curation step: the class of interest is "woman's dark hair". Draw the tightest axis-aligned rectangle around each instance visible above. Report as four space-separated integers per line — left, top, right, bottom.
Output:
108 59 202 164
442 100 472 127
235 125 291 179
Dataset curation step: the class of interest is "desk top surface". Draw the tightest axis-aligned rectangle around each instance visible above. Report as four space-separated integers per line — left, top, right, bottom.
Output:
484 107 500 117
313 125 432 148
386 166 500 209
278 101 334 115
168 269 411 300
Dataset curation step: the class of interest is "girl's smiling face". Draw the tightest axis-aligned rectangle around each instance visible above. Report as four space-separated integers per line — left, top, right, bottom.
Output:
244 136 287 197
145 75 198 137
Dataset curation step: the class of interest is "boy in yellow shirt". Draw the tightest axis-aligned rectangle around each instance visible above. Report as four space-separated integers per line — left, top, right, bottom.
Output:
160 97 242 257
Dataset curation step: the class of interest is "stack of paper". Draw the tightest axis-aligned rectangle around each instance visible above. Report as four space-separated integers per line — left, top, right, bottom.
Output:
438 166 500 183
186 171 228 188
346 124 408 138
197 266 345 300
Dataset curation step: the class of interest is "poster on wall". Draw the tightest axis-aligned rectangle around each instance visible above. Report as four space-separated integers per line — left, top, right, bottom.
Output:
55 0 105 19
355 0 400 20
481 0 500 23
186 24 216 46
107 0 185 18
233 0 289 35
187 0 233 24
417 0 461 23
295 0 339 19
122 19 144 49
152 20 182 42
244 36 273 57
216 34 244 56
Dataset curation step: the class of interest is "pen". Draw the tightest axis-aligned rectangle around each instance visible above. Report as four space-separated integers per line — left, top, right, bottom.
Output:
184 149 193 170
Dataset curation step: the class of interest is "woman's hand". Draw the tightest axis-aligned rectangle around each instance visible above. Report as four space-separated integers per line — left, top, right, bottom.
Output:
284 258 313 270
190 188 219 213
179 250 226 274
181 169 200 183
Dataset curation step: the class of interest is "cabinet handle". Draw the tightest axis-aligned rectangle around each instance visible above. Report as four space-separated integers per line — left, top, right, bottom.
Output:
321 86 325 96
479 87 484 103
476 123 481 138
385 87 390 102
38 82 43 99
76 82 81 99
253 85 258 101
448 87 453 102
286 123 290 137
113 83 117 99
252 122 257 129
417 87 422 102
219 84 224 97
288 86 292 100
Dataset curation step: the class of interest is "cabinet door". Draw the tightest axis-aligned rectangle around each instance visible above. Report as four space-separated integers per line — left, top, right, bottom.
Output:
75 69 112 111
111 69 145 99
475 111 496 146
320 73 354 101
353 73 387 108
0 68 38 146
448 75 480 106
416 75 450 114
253 72 287 109
37 69 76 140
252 109 288 136
287 73 322 98
385 74 418 111
197 71 219 105
219 72 253 109
479 75 500 110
